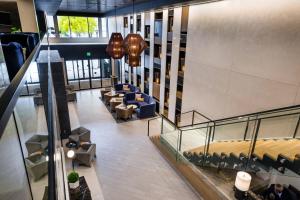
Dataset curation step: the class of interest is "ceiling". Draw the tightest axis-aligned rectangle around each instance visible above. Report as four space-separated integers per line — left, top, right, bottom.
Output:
58 0 149 14
35 0 152 16
35 0 211 16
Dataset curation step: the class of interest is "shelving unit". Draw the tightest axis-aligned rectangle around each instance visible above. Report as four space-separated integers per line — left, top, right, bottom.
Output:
143 12 151 95
153 12 163 113
163 9 174 117
175 6 189 120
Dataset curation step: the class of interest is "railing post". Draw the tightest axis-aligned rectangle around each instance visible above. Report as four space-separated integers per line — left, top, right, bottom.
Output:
205 126 212 155
211 123 215 142
250 119 261 156
243 117 250 140
179 130 183 151
192 110 195 126
293 115 300 138
161 116 164 135
147 120 150 136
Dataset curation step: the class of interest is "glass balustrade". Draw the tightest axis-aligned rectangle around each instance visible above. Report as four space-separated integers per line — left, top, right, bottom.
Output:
147 105 300 199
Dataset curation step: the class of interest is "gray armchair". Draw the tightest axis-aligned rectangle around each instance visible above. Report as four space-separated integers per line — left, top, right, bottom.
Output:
69 127 91 147
75 143 96 167
25 134 48 155
25 154 48 181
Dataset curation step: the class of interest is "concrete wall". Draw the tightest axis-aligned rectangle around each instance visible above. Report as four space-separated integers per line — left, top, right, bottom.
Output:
182 0 300 120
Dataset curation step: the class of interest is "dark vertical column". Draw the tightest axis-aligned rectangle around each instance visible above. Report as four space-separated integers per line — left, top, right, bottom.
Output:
37 50 71 139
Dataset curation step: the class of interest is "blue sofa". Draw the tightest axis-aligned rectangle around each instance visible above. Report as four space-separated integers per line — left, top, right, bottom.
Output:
0 33 37 58
2 42 25 81
114 83 140 94
124 92 156 118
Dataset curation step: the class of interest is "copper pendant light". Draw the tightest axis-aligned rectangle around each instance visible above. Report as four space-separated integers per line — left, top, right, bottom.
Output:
106 6 125 59
128 55 140 67
106 32 125 59
123 33 147 57
122 0 147 67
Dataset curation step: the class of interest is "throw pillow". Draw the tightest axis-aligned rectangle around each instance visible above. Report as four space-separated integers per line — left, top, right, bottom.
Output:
135 94 142 100
123 85 129 90
137 97 144 102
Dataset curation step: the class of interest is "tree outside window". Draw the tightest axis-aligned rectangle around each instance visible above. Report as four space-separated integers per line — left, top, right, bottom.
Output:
58 16 98 38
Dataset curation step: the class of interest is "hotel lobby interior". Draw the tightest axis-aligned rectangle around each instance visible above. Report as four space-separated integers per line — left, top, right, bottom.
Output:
0 0 300 199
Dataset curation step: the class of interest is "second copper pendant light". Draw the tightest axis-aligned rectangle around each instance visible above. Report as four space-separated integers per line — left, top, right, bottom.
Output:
122 0 147 67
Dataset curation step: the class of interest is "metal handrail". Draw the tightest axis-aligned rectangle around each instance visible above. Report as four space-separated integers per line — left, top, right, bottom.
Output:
0 42 41 137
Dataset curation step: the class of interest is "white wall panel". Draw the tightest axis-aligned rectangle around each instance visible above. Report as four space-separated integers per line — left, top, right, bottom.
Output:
168 7 182 122
140 13 145 92
159 9 168 114
149 11 155 96
182 0 300 120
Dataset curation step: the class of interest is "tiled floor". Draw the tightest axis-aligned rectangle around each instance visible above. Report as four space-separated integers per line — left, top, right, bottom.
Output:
68 89 201 200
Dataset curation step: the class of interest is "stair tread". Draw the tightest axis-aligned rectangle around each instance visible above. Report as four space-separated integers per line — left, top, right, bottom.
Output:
188 138 300 161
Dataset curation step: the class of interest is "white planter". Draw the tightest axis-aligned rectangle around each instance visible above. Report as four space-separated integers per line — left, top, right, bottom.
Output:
69 180 79 189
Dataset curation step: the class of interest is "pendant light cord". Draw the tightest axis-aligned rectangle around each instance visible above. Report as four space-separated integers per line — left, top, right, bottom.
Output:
115 5 117 32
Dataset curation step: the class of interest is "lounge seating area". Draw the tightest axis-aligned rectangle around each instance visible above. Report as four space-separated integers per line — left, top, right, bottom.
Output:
100 84 156 121
33 85 77 106
114 83 139 94
66 126 97 167
24 134 49 181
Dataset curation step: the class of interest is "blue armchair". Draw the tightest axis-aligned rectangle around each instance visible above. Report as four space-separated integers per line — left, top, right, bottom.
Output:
2 42 25 81
114 83 139 94
124 92 156 118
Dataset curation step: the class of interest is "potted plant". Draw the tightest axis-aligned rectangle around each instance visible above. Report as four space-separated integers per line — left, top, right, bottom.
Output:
68 171 79 189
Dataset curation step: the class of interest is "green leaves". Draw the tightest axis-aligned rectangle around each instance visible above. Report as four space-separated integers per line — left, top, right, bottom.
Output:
67 171 79 183
58 16 98 37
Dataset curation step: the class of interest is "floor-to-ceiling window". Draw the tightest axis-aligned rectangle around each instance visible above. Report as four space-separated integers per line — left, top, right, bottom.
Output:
64 58 115 90
56 16 106 38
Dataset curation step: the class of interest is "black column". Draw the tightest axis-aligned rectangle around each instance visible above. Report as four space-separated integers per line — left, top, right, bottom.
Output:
37 50 71 139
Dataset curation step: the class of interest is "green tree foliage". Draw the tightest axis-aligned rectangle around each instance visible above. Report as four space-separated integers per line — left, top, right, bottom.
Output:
58 16 97 37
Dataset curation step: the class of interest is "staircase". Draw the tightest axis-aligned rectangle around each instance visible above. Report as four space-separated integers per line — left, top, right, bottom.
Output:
183 138 300 175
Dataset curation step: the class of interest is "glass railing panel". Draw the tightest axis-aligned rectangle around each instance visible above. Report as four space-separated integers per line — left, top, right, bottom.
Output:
0 114 32 200
206 120 256 171
148 117 162 137
257 113 300 139
180 126 208 154
160 117 179 153
193 111 211 125
177 111 193 127
14 74 48 199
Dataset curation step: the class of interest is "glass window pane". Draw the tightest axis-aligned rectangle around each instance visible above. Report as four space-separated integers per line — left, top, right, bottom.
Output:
69 16 89 38
88 17 99 38
57 16 70 37
101 18 107 38
46 16 56 37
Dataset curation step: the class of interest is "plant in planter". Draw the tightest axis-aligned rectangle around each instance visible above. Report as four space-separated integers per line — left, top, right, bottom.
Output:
68 171 79 189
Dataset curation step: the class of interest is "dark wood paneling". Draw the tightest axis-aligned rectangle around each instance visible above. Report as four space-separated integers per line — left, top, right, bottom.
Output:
41 44 109 60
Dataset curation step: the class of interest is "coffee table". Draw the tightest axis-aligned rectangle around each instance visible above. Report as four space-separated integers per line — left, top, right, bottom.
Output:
110 98 123 112
104 91 118 104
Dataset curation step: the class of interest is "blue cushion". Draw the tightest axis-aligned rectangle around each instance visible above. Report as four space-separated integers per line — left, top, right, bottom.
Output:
127 100 138 105
142 93 150 103
2 42 25 81
138 102 148 107
0 33 35 57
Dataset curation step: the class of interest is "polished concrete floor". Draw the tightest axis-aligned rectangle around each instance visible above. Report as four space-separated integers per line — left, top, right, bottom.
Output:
68 89 201 200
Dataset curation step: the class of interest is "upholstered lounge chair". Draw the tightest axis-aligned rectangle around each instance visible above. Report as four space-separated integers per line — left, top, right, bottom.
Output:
75 143 96 167
69 127 91 147
25 154 48 181
25 134 48 155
